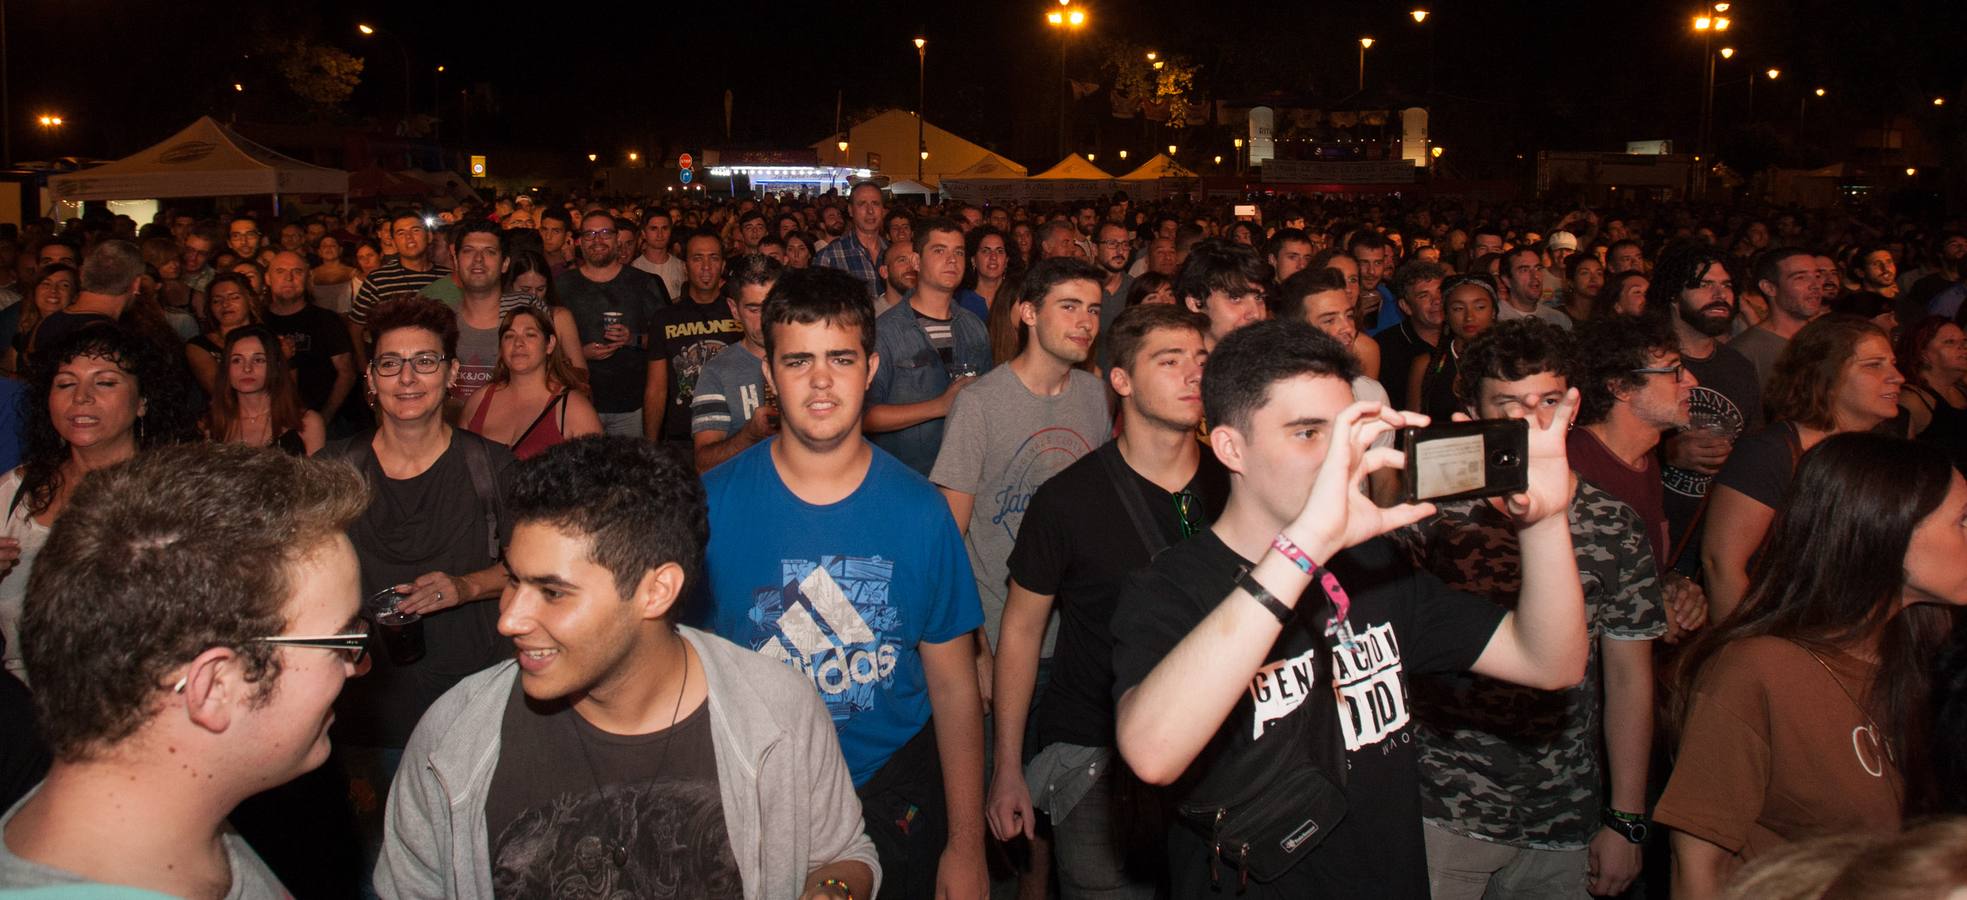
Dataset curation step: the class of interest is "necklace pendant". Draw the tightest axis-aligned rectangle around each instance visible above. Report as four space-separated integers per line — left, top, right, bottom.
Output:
611 843 628 867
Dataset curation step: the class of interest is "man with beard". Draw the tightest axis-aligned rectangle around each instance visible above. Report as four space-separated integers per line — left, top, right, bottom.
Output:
227 216 265 265
1649 246 1761 580
263 250 357 422
648 234 743 446
875 241 918 318
556 211 670 437
1729 248 1823 400
867 218 991 476
1093 222 1133 367
815 182 888 301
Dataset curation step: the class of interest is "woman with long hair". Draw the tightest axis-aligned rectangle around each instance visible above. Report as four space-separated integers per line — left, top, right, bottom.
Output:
959 226 1014 314
1702 315 1907 620
783 231 815 269
1591 270 1650 320
0 263 76 377
0 322 198 680
184 272 261 396
1659 433 1964 898
501 249 586 379
1896 315 1967 471
458 306 600 460
203 324 324 456
311 233 360 315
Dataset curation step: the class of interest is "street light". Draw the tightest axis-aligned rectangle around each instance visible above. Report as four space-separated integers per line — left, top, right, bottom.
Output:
914 35 927 182
1411 8 1428 23
587 153 598 162
1118 149 1128 160
628 151 639 163
1765 67 1781 80
1907 167 1918 176
1214 154 1222 165
1719 46 1734 59
1167 144 1177 156
1045 2 1089 157
1234 136 1244 174
1935 97 1947 107
233 82 244 92
1358 37 1374 91
356 22 413 119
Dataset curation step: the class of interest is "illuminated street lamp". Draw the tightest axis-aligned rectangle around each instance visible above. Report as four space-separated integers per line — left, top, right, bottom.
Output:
1167 144 1177 156
914 36 927 182
356 22 414 118
1358 37 1374 91
1214 154 1222 165
1719 46 1734 59
1765 67 1781 80
233 82 244 92
1234 137 1244 174
1935 97 1947 107
1118 149 1128 160
1907 167 1918 176
1411 8 1428 23
627 151 639 163
586 153 598 162
1431 146 1444 158
1045 2 1090 157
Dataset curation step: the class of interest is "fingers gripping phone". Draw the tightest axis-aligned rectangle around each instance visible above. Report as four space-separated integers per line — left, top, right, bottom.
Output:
1396 418 1529 504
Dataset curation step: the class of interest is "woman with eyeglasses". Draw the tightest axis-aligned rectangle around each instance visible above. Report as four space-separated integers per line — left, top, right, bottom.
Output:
1410 274 1499 420
459 306 601 460
184 272 261 397
204 324 324 456
317 298 515 846
1702 315 1906 622
0 322 199 682
1659 434 1962 899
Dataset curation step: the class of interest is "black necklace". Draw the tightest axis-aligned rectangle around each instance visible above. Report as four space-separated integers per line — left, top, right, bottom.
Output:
567 633 691 869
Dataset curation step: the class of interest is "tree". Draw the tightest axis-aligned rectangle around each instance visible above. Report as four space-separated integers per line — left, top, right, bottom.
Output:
275 41 364 115
1099 39 1203 130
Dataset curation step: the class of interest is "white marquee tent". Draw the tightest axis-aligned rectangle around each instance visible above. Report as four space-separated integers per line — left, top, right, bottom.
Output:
48 116 348 209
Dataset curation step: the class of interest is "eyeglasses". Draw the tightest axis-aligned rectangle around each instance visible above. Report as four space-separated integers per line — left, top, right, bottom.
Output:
1631 362 1686 380
1098 239 1131 249
373 353 448 376
580 228 617 240
1173 489 1201 539
253 631 372 666
231 230 261 240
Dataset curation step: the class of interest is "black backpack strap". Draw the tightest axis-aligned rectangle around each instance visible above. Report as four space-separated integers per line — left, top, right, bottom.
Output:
1098 442 1168 559
458 433 504 560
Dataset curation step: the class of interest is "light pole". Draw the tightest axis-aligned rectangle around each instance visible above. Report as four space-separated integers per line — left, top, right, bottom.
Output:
357 23 413 120
914 36 926 182
1692 8 1730 164
1749 67 1778 119
1045 2 1087 158
1233 137 1244 175
1358 37 1374 92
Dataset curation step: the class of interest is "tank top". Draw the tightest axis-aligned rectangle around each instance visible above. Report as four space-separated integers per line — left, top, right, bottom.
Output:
1908 384 1967 472
465 384 570 461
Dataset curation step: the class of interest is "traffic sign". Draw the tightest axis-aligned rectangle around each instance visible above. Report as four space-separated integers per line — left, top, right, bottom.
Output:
680 168 693 184
678 153 694 169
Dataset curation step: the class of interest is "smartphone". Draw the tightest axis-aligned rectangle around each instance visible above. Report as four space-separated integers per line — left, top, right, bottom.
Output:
1233 204 1257 219
1396 418 1529 504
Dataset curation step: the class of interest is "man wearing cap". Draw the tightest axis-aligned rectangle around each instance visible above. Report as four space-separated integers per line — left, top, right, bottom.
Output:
1543 232 1580 316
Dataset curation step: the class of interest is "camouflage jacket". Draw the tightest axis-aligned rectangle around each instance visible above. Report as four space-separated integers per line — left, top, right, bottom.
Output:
1392 481 1667 849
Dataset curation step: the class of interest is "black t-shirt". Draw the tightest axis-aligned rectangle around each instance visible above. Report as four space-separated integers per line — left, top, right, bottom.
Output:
263 304 354 413
651 299 741 441
1377 321 1434 413
484 679 740 899
1007 441 1229 750
555 266 671 414
1663 343 1763 573
328 430 515 748
1109 531 1505 898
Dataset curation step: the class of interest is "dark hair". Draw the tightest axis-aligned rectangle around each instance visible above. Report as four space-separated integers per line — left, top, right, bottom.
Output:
1896 315 1956 390
1174 239 1267 305
536 207 572 230
1019 256 1104 310
1766 314 1889 430
911 216 963 255
206 325 306 442
449 217 503 254
1752 246 1817 295
503 249 559 306
16 262 78 339
1108 303 1206 374
1830 290 1894 320
1645 242 1728 318
1563 251 1602 281
1571 313 1679 426
724 253 785 302
1123 272 1173 308
1933 628 1967 814
1273 268 1351 321
1391 260 1449 300
1605 238 1645 263
1264 228 1312 259
1676 434 1955 814
960 226 1009 291
20 323 201 517
367 297 460 360
1455 318 1578 406
760 266 877 360
1591 270 1649 320
507 437 708 602
21 443 367 759
1203 318 1359 434
1346 232 1391 255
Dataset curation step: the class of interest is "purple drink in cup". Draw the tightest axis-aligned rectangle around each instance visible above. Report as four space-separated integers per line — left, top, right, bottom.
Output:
366 587 426 665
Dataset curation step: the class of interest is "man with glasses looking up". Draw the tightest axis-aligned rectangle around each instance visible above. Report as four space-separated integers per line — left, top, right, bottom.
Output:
353 212 452 328
227 216 266 265
1 443 369 897
556 211 670 438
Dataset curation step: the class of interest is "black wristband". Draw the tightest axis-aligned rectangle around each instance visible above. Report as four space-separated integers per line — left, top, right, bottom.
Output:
1235 565 1295 625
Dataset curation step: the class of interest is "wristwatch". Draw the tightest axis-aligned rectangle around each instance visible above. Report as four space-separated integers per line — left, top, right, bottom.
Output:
1601 807 1650 844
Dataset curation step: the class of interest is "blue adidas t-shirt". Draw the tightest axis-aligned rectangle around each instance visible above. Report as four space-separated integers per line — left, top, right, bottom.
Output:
698 438 984 785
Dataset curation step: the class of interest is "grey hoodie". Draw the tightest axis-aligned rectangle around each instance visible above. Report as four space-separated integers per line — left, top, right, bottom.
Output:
374 626 881 898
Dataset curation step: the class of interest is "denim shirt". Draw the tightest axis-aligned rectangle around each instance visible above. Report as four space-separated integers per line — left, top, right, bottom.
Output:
868 297 994 475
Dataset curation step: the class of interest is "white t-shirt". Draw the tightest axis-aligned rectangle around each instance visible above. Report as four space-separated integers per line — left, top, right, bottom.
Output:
630 253 686 300
0 469 50 683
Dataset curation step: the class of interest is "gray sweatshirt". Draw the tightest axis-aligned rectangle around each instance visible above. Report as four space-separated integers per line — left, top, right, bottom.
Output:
374 625 881 899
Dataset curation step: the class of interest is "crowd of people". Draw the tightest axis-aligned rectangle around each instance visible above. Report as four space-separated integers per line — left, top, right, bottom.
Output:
0 182 1962 900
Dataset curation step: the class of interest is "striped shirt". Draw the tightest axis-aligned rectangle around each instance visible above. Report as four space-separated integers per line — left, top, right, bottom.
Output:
350 261 451 324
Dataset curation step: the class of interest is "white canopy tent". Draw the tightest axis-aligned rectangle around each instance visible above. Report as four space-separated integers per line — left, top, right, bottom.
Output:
47 116 349 213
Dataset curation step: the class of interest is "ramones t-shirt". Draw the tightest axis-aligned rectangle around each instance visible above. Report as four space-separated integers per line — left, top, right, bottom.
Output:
1109 531 1505 898
483 679 740 899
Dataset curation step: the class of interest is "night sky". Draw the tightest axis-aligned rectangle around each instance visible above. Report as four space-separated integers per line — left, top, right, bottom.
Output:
14 0 1966 174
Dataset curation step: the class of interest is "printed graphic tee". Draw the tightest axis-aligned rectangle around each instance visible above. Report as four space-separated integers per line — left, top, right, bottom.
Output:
483 680 740 899
1110 532 1504 898
697 440 984 785
930 365 1111 652
651 300 742 441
